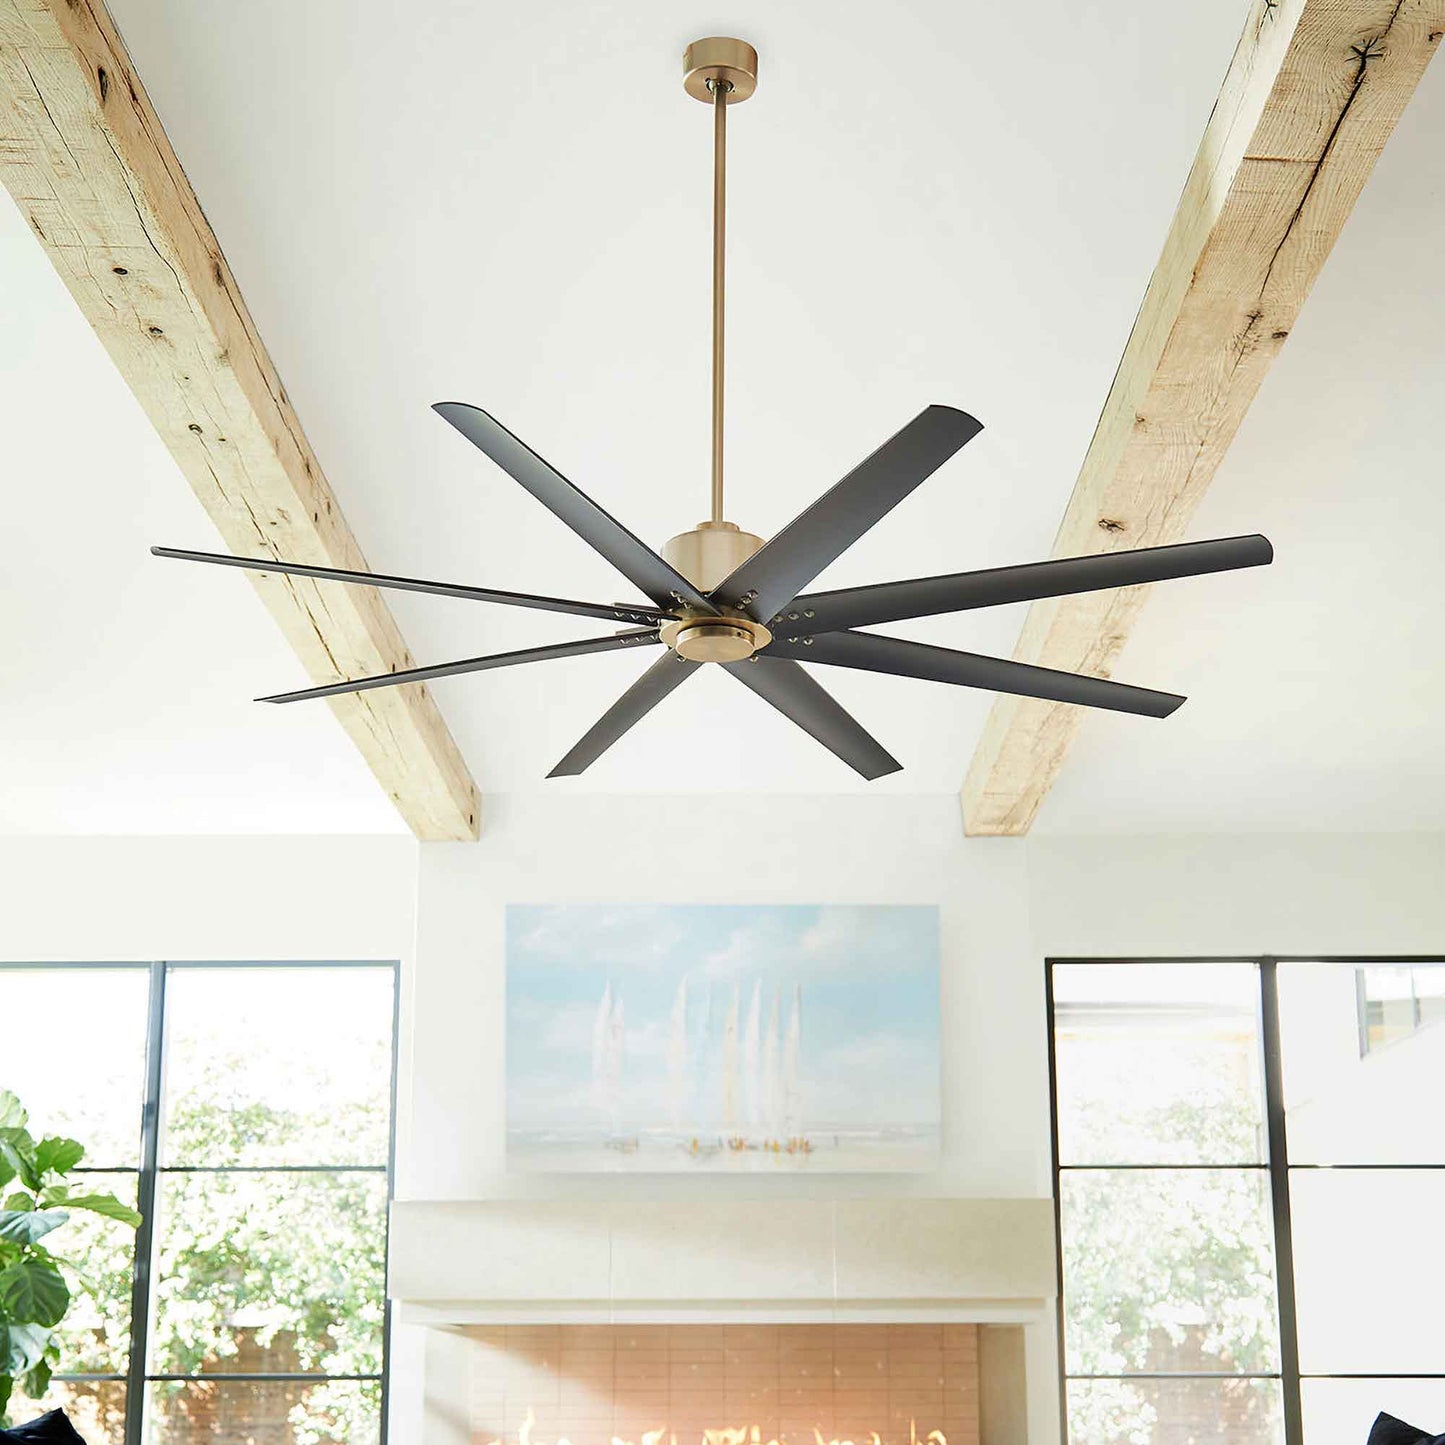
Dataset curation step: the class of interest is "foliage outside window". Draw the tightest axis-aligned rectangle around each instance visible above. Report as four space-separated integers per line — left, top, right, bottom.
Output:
1052 959 1445 1445
0 963 396 1445
0 1091 141 1422
1054 964 1282 1445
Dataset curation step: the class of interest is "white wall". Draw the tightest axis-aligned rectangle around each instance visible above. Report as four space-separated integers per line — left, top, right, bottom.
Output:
402 813 1445 1444
402 795 1048 1443
1027 831 1445 958
0 835 418 962
6 824 1444 1445
0 834 422 1445
401 793 1042 1201
406 812 1445 1208
14 827 1434 1208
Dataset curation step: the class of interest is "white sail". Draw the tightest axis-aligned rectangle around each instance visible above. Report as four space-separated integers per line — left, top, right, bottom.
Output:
606 993 625 1135
722 984 740 1128
783 982 802 1135
667 978 689 1129
744 980 762 1127
695 983 713 1128
763 986 782 1137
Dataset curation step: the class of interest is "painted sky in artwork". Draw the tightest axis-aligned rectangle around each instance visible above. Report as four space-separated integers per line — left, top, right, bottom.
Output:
506 904 939 1151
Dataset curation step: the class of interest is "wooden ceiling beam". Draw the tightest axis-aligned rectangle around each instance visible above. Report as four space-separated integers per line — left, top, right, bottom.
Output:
962 0 1442 836
0 0 480 839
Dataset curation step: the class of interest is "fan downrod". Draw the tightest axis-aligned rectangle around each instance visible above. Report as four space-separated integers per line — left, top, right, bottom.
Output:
658 39 770 666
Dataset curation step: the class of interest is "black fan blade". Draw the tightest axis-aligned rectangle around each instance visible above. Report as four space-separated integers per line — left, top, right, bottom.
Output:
784 534 1274 636
259 630 660 705
723 656 902 780
152 546 667 627
433 403 714 614
711 405 983 621
548 650 700 777
768 631 1183 718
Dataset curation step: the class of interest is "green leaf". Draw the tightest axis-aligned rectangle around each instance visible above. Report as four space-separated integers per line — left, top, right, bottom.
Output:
0 1135 40 1195
33 1138 84 1179
1 1369 13 1422
0 1259 70 1327
0 1211 68 1247
61 1193 141 1228
0 1321 49 1376
23 1355 51 1400
0 1094 26 1132
2 1194 34 1213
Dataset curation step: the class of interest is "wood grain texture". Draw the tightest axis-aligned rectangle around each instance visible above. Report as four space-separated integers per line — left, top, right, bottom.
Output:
0 0 480 839
962 0 1443 836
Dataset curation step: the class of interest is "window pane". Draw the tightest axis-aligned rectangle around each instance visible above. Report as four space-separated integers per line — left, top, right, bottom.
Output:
161 966 393 1167
149 1171 386 1376
1061 1169 1280 1375
0 966 147 1167
1066 1378 1283 1445
49 1171 138 1376
146 1377 380 1445
1053 964 1265 1165
1279 962 1445 1163
1290 1170 1445 1374
1415 966 1445 1028
1300 1380 1445 1445
8 1380 126 1445
1360 966 1418 1052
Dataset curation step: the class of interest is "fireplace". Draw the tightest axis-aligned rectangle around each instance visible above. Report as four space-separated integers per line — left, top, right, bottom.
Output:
389 1199 1056 1444
464 1324 980 1445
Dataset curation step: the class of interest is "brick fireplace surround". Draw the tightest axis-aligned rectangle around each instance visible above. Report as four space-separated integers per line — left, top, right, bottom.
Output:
465 1324 983 1445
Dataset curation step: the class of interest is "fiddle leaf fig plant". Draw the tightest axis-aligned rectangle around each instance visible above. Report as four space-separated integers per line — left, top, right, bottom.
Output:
0 1090 141 1424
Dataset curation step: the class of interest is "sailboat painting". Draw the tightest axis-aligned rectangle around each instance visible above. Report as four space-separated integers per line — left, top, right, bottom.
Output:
506 903 940 1173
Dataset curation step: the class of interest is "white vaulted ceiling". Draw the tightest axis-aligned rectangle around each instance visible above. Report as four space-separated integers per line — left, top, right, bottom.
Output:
0 191 402 833
5 0 1443 829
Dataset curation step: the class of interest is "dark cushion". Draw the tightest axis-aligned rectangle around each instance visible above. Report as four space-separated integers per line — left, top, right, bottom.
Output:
0 1411 88 1444
1370 1414 1445 1445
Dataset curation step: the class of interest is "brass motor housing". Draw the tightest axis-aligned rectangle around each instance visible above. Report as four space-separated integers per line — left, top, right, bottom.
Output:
659 521 771 662
661 519 765 591
670 620 759 663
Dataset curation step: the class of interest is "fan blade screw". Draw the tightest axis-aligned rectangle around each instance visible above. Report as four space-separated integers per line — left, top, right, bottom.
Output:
803 610 815 618
802 638 814 646
787 612 800 620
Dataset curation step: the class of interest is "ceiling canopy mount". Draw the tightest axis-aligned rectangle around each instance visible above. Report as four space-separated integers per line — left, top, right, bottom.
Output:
682 36 758 105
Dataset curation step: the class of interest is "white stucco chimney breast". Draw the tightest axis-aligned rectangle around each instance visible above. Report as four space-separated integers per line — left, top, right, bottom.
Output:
389 1198 1056 1321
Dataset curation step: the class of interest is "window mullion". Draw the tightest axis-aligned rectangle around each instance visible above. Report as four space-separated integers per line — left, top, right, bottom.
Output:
122 961 167 1445
1259 958 1304 1445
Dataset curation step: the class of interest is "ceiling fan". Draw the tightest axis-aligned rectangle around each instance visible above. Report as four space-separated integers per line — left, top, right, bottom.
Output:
155 37 1273 782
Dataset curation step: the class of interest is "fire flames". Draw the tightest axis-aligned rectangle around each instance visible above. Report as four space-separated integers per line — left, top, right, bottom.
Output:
490 1407 947 1445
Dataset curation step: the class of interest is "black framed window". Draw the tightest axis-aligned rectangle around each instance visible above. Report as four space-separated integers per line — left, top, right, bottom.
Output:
1048 957 1445 1445
0 961 398 1445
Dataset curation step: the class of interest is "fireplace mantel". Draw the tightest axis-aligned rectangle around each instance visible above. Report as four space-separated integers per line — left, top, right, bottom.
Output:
389 1198 1055 1322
